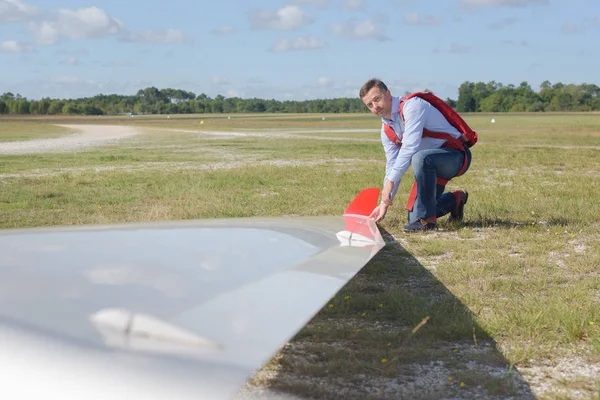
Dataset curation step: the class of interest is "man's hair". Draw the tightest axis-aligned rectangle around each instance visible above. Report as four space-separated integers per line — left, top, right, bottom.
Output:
359 78 388 99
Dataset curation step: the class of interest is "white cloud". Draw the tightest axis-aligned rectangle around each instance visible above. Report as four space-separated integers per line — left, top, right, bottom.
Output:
28 6 124 45
461 0 548 7
248 5 313 30
4 3 188 48
212 25 235 36
121 29 187 44
404 13 443 26
450 43 471 53
84 264 186 297
487 17 519 30
0 0 39 23
343 0 364 10
329 19 388 41
0 39 33 53
270 35 326 52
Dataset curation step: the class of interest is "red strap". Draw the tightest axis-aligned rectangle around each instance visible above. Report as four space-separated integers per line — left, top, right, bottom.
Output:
422 129 462 148
385 124 461 147
383 124 401 146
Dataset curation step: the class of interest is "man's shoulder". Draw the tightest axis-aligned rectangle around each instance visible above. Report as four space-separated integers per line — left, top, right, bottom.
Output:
401 95 430 114
402 95 428 106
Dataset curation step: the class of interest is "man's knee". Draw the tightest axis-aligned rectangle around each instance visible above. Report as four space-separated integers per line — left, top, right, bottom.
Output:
411 151 429 171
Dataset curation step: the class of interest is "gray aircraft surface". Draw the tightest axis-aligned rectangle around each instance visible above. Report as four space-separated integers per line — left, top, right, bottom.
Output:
0 188 385 399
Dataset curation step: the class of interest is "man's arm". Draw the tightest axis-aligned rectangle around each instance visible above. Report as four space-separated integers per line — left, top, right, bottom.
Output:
382 126 399 184
371 124 403 222
381 125 399 205
386 97 430 184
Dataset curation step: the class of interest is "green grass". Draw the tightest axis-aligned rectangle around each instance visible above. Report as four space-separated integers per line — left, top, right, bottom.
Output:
0 119 73 141
0 112 376 132
2 113 600 399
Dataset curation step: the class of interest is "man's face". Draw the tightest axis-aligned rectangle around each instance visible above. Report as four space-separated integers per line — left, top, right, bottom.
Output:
361 86 392 118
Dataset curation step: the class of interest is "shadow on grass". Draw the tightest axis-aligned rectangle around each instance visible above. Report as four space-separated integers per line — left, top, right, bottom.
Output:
460 217 573 229
246 227 536 400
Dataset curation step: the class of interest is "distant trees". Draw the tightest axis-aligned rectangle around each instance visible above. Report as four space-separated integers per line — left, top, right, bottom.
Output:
0 88 369 116
1 81 599 115
455 81 600 112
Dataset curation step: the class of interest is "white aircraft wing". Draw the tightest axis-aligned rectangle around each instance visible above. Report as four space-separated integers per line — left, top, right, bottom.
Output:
0 188 385 400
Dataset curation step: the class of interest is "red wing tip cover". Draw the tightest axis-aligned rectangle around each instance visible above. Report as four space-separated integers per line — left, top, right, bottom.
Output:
343 188 381 242
344 188 380 217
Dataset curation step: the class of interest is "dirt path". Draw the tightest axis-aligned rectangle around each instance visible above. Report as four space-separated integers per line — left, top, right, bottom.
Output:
144 127 380 143
0 125 377 156
0 124 141 155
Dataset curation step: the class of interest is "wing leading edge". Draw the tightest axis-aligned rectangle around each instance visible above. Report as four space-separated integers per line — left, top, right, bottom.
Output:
0 188 385 399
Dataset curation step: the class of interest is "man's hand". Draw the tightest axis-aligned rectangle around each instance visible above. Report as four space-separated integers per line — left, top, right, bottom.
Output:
369 202 389 222
381 179 395 206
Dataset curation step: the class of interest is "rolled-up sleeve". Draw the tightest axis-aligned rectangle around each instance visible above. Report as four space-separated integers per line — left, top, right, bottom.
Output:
386 98 429 184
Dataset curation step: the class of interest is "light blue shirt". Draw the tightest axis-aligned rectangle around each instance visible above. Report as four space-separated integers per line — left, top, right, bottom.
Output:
381 95 462 199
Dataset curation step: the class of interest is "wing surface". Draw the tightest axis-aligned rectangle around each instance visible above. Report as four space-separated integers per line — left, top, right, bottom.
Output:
0 188 384 399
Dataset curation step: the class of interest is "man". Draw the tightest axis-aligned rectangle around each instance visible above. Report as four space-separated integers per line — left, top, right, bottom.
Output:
359 78 471 232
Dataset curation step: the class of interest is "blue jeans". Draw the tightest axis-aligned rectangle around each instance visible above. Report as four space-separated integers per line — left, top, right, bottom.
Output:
407 147 472 224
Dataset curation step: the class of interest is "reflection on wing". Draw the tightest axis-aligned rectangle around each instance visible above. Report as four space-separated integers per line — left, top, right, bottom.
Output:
0 188 384 399
90 308 222 354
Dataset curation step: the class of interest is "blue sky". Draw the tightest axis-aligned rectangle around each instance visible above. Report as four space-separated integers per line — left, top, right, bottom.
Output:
1 0 599 101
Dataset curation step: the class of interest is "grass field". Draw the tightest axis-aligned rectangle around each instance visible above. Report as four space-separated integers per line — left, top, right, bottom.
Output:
1 112 599 399
0 119 73 141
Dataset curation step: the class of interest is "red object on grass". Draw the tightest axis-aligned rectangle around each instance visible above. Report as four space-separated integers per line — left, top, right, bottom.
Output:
343 188 380 242
344 187 380 217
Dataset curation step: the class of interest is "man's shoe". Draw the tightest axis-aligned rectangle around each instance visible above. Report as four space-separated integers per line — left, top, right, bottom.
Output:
403 219 437 233
448 190 468 222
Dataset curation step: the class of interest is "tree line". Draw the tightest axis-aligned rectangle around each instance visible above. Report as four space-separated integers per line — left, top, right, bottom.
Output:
0 87 367 116
0 81 598 116
454 81 600 112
